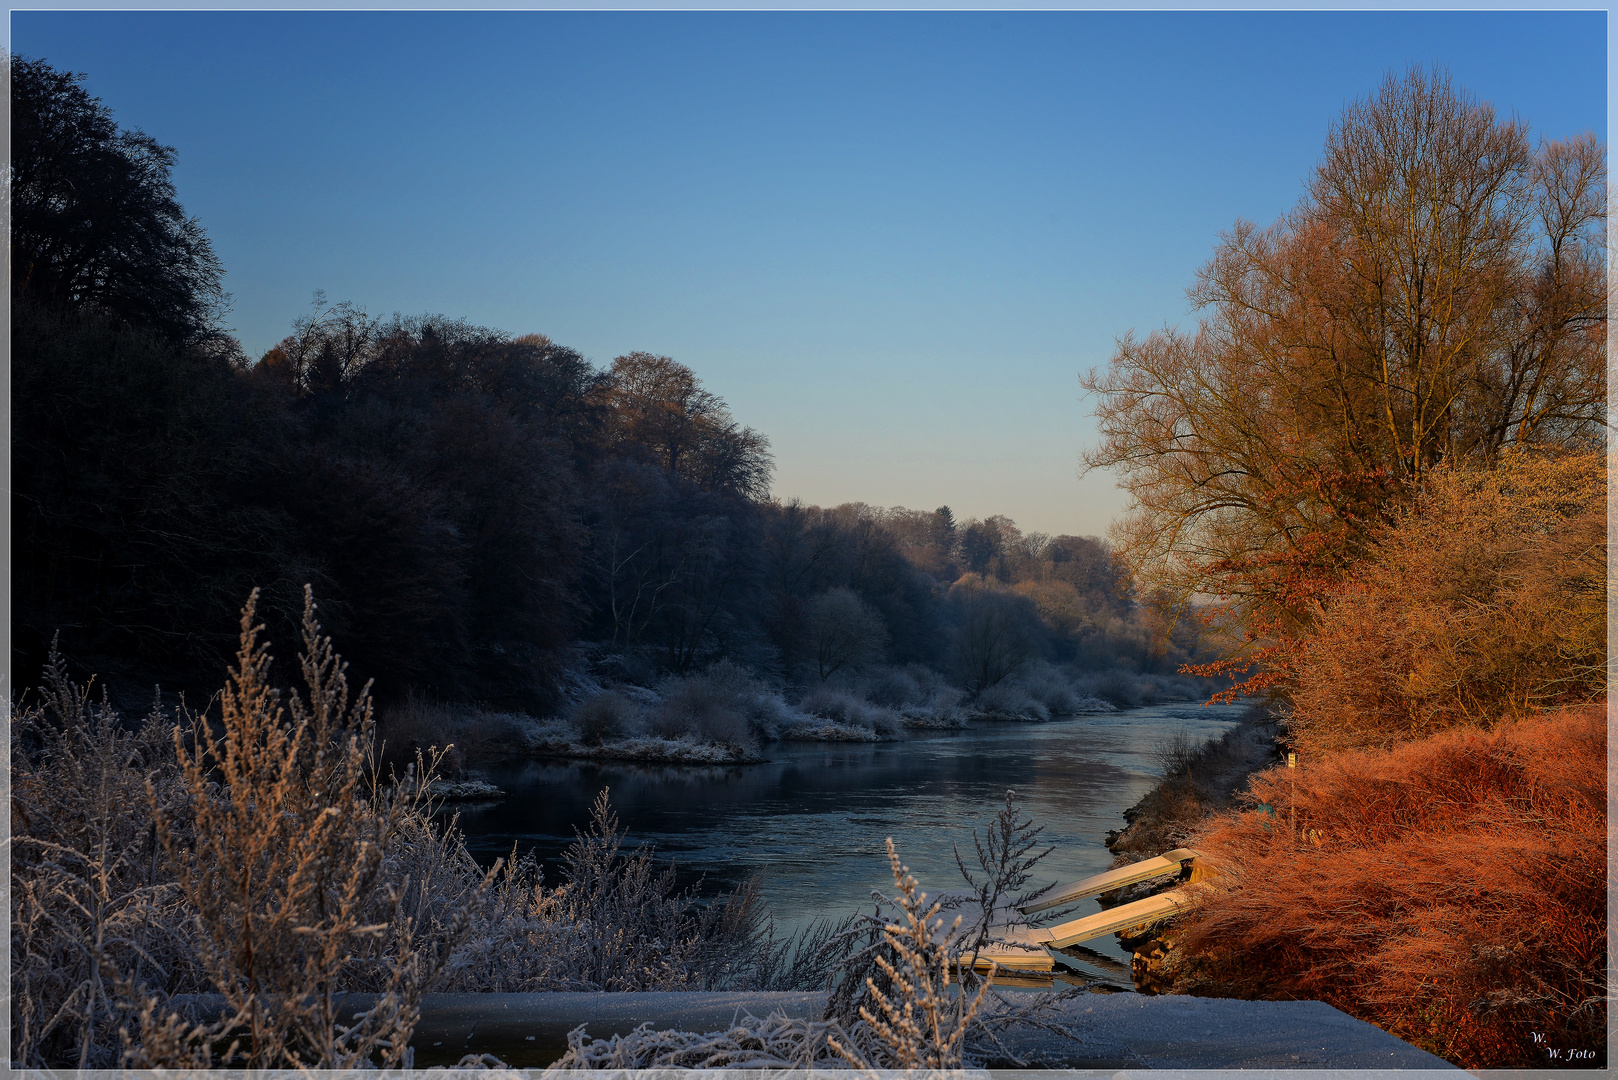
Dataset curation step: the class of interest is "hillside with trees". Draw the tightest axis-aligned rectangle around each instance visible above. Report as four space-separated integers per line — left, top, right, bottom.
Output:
12 55 1212 733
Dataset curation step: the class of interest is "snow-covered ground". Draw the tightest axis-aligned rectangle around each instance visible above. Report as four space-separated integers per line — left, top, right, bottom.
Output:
396 989 1460 1069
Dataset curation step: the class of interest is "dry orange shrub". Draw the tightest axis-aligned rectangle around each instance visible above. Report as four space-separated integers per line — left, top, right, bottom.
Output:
1165 704 1607 1067
1290 449 1605 754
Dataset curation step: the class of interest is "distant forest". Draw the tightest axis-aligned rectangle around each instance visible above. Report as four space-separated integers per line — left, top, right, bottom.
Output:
12 55 1208 712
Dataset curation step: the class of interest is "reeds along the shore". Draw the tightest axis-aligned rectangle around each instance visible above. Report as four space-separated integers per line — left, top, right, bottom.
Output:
1165 703 1607 1068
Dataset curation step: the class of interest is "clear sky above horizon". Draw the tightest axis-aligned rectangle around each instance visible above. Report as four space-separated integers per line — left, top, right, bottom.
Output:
13 10 1606 538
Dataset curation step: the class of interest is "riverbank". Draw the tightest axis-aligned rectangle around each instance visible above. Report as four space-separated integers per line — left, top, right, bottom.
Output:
379 665 1216 775
1105 706 1282 858
450 700 1250 981
1093 707 1282 991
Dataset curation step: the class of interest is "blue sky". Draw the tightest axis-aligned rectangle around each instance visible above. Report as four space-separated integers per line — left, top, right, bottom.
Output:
12 10 1606 537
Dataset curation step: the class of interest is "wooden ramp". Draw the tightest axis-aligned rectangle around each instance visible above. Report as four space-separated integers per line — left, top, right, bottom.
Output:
1019 847 1199 915
915 851 1207 976
1039 887 1205 949
952 848 1207 967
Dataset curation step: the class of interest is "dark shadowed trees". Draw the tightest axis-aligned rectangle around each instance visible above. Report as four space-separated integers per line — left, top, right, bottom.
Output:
255 312 588 707
11 300 273 687
599 353 773 500
11 57 228 346
949 584 1041 692
806 587 889 681
587 460 767 674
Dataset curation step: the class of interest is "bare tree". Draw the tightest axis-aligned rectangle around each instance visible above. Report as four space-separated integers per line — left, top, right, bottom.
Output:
807 587 888 681
1083 67 1605 622
951 586 1038 693
601 352 774 499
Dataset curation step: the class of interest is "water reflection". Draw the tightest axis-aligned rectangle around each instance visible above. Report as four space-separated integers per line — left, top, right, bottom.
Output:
453 702 1245 969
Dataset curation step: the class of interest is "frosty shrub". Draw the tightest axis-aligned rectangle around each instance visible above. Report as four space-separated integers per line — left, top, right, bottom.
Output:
570 689 638 745
1013 661 1084 714
552 788 769 990
824 839 993 1069
819 792 1071 1067
1167 704 1607 1067
376 693 539 777
971 681 1050 721
12 591 790 1069
648 670 754 748
856 665 965 727
697 658 808 740
1150 726 1197 779
11 649 206 1068
862 665 923 708
136 588 483 1068
1009 660 1122 714
553 795 1069 1071
1291 450 1606 754
798 686 902 738
1082 671 1142 708
1074 670 1202 710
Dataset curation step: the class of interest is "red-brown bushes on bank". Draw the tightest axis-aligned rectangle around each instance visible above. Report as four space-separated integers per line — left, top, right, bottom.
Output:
1290 450 1605 754
1165 704 1606 1068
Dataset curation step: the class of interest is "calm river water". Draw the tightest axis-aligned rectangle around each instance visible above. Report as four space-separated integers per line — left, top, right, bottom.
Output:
452 701 1246 977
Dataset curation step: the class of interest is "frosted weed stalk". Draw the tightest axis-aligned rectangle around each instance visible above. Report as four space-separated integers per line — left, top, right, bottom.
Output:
553 795 1086 1071
826 840 993 1070
10 643 203 1067
127 587 493 1068
951 790 1057 969
546 839 993 1072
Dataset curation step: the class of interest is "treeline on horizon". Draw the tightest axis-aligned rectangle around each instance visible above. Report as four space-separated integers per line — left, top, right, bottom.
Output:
11 55 1204 712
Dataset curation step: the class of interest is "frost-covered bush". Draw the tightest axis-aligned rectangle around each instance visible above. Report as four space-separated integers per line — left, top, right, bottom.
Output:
863 666 923 708
1002 661 1116 716
1077 671 1144 709
1014 662 1081 715
378 693 542 777
700 660 810 740
650 670 756 749
1074 670 1205 710
735 687 812 741
15 593 477 1069
571 690 641 745
856 664 965 728
11 603 785 1069
555 793 1067 1071
1141 672 1205 703
798 686 903 738
970 681 1049 721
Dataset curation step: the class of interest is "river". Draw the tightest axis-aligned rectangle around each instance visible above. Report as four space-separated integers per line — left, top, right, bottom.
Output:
451 700 1246 982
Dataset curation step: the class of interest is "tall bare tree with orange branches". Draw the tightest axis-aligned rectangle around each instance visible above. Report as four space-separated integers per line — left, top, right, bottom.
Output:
1082 67 1605 695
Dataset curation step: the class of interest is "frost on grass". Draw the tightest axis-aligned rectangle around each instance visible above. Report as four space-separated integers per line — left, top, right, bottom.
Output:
10 591 777 1069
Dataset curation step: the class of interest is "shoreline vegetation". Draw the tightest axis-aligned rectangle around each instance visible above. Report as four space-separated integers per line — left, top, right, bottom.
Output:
1098 703 1606 1067
384 663 1212 774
